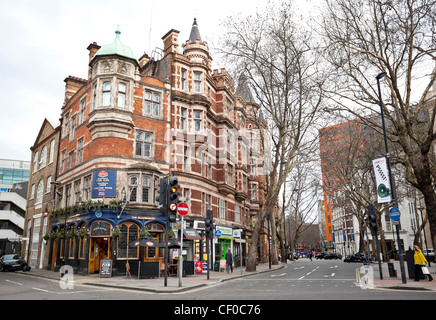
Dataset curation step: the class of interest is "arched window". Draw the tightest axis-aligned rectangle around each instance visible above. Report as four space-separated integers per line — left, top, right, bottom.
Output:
33 151 39 173
68 224 77 258
78 223 87 259
39 146 47 169
36 180 44 204
144 223 165 261
117 222 139 259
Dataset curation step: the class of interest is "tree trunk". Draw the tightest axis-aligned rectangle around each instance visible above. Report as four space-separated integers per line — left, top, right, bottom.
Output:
269 210 279 265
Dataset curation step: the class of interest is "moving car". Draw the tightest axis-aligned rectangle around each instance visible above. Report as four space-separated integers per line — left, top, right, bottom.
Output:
0 254 31 272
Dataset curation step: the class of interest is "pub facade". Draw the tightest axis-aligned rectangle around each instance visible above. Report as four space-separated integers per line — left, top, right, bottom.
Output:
25 19 268 276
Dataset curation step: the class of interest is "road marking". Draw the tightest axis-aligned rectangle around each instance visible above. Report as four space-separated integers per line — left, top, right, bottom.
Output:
298 266 319 280
32 287 49 292
271 273 287 277
5 280 23 286
323 273 336 278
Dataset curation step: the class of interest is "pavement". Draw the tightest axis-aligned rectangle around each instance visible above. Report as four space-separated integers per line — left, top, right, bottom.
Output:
16 259 436 293
372 260 436 291
17 262 285 293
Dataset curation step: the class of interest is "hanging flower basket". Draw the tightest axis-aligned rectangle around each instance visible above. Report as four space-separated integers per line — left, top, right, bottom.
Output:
67 228 77 238
78 227 88 237
109 199 123 213
43 232 50 243
140 227 151 237
113 226 121 237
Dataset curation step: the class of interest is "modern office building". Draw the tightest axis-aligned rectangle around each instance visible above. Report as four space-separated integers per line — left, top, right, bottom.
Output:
0 158 30 256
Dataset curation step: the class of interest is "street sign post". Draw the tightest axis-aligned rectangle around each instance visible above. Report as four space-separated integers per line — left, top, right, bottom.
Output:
177 202 189 287
389 207 401 221
177 202 189 216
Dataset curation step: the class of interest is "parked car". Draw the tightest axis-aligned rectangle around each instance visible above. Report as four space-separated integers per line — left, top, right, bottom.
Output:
423 249 434 256
324 252 342 260
285 252 300 260
315 252 327 259
0 254 30 272
344 254 362 263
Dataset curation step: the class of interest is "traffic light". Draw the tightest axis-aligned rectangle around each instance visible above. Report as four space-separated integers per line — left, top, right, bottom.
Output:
157 178 167 214
368 204 378 236
168 176 180 223
205 209 214 239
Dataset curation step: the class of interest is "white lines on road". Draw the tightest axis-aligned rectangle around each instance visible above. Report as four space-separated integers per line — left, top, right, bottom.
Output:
4 278 113 295
5 279 23 286
298 266 319 280
270 273 287 277
323 273 336 278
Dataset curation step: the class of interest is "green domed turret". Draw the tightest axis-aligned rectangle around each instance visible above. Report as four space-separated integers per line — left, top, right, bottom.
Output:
94 28 136 61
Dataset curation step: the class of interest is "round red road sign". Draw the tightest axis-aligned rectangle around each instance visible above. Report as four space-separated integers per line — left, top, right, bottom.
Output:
177 202 189 216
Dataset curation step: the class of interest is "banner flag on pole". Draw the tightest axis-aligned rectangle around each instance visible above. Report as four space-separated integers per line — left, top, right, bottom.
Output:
372 157 391 203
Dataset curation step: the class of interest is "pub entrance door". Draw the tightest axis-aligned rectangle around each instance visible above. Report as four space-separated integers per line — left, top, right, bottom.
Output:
88 221 113 274
89 237 111 274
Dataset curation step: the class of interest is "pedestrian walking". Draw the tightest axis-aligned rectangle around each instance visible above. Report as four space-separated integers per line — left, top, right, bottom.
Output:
225 249 233 274
414 245 433 281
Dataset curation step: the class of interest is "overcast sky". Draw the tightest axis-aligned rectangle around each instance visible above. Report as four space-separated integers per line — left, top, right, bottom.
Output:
0 0 319 162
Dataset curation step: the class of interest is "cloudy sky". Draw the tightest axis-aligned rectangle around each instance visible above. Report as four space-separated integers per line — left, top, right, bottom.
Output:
0 0 318 162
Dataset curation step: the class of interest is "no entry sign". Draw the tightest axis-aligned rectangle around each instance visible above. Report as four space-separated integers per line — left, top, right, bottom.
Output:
177 202 189 216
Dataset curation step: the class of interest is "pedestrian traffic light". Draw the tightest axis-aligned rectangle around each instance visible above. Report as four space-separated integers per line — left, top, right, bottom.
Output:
368 204 378 236
205 209 214 239
168 176 180 223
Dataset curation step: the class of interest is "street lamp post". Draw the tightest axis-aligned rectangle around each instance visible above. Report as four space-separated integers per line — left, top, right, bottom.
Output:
376 72 407 284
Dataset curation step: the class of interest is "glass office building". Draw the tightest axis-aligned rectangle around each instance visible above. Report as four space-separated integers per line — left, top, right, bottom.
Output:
0 159 30 188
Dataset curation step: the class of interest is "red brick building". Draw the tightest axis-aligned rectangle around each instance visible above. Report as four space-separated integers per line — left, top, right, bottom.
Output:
25 20 267 276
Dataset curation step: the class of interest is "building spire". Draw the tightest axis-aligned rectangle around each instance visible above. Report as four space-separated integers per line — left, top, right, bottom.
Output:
189 18 202 42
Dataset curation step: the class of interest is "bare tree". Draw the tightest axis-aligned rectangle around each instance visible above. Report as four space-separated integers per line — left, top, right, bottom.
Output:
284 154 320 260
217 0 325 271
321 0 436 252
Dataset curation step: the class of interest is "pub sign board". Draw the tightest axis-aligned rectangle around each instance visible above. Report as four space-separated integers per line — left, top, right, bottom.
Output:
92 170 116 198
100 259 113 278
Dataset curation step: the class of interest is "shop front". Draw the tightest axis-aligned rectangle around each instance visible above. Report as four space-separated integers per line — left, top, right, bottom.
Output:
214 226 233 271
46 208 169 276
